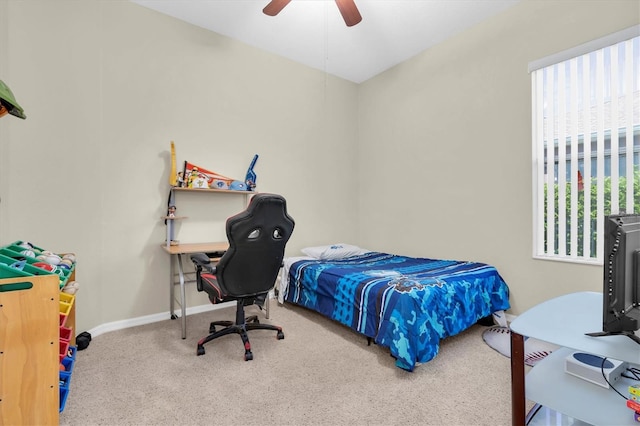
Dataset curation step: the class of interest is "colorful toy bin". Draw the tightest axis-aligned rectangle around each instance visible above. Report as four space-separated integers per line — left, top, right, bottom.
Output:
0 241 75 289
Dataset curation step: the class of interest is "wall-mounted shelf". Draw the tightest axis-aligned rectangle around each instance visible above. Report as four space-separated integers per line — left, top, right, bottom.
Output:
164 186 254 248
171 187 256 195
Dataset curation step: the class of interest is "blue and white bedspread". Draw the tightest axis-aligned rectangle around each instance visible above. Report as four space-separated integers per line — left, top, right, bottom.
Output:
283 252 510 371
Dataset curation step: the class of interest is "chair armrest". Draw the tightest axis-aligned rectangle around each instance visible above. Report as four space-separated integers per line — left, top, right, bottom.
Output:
190 253 217 292
191 253 216 272
191 252 210 264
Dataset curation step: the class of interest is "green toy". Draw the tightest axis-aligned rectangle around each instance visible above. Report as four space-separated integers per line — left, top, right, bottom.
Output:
0 79 26 119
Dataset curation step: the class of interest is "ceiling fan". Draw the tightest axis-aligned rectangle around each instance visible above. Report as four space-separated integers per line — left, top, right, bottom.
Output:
263 0 362 27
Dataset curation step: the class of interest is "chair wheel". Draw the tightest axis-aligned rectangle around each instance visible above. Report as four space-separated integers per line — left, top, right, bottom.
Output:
277 330 285 340
244 352 253 361
197 345 205 356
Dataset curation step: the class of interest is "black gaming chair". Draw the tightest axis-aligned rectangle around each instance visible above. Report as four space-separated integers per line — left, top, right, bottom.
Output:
190 193 294 361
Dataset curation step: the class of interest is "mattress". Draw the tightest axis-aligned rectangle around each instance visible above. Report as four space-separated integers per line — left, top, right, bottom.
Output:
280 251 510 371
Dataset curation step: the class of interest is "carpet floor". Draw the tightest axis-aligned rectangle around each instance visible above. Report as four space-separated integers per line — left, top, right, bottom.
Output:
60 303 527 425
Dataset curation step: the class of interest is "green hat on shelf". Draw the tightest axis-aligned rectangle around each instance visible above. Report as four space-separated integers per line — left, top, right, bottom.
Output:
0 79 26 119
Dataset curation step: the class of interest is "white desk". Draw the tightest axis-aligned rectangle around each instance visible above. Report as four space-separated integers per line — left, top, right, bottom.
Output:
510 292 640 425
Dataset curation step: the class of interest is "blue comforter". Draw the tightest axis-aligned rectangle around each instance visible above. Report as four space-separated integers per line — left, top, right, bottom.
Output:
285 252 510 371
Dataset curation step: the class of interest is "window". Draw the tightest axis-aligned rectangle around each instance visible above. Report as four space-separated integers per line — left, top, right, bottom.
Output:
531 27 639 263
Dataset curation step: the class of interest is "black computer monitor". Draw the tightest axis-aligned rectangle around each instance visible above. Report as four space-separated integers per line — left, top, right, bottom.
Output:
587 213 640 344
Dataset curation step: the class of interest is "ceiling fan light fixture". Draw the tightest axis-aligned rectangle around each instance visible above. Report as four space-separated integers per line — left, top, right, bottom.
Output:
335 0 362 27
262 0 291 17
262 0 362 27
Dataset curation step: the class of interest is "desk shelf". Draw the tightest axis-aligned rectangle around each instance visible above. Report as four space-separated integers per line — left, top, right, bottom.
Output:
163 186 256 337
526 347 636 425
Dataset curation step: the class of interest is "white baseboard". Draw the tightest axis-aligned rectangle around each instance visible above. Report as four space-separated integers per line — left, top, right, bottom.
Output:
85 291 278 339
86 301 233 339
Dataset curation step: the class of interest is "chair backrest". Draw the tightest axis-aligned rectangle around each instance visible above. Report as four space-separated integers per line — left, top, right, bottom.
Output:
215 193 294 298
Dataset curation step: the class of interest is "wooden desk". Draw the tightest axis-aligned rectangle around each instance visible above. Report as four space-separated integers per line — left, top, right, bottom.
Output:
161 242 228 338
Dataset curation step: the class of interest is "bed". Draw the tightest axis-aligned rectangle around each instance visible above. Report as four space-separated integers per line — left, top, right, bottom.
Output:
278 245 510 371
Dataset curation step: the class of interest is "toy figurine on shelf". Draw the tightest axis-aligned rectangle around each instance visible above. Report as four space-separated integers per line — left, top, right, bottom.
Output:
245 154 259 191
187 166 201 188
166 203 179 245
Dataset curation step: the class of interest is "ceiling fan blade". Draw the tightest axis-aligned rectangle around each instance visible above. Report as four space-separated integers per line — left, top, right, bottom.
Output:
263 0 292 17
335 0 362 27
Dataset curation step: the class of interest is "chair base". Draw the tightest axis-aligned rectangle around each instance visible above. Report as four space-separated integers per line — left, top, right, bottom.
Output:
196 301 284 361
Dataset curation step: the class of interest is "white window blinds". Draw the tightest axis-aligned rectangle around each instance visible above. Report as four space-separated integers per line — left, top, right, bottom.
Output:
531 27 639 263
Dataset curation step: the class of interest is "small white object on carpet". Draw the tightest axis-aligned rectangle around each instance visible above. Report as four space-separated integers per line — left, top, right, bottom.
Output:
482 325 559 367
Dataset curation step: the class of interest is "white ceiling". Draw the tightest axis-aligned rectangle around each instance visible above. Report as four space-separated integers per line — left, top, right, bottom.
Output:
131 0 521 83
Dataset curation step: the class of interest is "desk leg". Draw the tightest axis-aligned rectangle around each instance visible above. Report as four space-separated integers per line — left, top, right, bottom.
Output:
510 330 526 426
169 254 177 320
265 293 270 319
177 253 187 339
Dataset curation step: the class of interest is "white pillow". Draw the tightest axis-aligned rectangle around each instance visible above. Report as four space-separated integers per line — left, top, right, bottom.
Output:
301 244 369 260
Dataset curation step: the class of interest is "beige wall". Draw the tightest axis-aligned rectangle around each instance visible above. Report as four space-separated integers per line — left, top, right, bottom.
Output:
0 0 359 331
1 0 638 333
358 0 639 314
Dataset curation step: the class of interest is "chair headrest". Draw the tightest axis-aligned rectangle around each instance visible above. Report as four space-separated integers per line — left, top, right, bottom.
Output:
217 193 294 297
